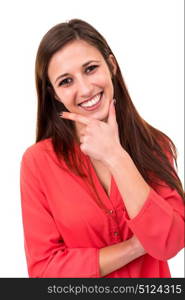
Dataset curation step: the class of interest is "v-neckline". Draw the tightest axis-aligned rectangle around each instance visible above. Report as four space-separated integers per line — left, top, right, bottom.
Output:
87 156 114 201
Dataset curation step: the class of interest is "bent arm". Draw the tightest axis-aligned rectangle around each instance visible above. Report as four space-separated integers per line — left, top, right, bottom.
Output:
105 147 185 261
99 235 145 277
20 149 146 278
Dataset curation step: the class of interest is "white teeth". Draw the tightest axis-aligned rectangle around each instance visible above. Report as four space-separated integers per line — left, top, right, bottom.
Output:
80 93 101 108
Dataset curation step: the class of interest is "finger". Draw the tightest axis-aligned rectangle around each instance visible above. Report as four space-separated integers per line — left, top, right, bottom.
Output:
107 99 117 127
60 111 91 125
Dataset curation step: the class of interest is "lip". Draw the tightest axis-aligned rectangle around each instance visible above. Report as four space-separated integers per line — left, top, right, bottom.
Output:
79 92 103 111
78 92 102 106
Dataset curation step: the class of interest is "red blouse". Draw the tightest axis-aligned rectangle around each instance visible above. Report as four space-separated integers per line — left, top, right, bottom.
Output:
20 138 184 278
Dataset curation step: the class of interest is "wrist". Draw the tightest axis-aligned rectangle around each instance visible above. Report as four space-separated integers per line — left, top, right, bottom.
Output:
104 145 129 169
119 238 142 262
129 236 146 257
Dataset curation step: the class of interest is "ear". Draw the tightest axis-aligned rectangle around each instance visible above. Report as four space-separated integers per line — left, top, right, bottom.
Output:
108 54 117 76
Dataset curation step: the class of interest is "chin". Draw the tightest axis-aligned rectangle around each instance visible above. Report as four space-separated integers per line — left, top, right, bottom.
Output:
97 104 110 121
93 111 109 122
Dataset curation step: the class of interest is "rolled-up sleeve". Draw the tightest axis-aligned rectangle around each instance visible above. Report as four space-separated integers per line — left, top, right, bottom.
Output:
126 170 184 261
20 149 100 278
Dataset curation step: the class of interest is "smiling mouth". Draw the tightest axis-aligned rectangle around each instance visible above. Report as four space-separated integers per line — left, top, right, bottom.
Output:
78 92 103 109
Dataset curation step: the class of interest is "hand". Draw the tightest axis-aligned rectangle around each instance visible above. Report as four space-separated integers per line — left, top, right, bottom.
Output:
60 99 123 164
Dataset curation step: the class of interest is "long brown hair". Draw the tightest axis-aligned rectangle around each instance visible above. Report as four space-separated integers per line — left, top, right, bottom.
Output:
35 19 184 201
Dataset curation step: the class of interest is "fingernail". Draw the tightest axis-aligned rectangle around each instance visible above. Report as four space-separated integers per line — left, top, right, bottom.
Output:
113 99 116 105
59 112 63 117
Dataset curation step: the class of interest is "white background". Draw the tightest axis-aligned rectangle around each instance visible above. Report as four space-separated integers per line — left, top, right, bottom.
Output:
0 0 184 277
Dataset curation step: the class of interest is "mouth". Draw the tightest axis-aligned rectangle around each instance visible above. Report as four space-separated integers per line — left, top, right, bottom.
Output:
78 92 103 111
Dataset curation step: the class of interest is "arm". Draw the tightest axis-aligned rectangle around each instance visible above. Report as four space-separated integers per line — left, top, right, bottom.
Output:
99 235 145 277
105 146 185 261
105 147 150 219
59 101 184 262
20 149 145 278
20 151 99 277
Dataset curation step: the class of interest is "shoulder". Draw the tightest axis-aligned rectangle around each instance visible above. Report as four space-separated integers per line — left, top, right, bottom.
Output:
21 138 53 165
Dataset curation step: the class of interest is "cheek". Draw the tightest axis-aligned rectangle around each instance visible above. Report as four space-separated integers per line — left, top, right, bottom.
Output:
102 73 114 95
93 72 113 89
55 88 74 105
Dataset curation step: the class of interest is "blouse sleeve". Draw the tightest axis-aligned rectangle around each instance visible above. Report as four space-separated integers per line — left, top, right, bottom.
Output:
20 149 100 278
126 153 185 261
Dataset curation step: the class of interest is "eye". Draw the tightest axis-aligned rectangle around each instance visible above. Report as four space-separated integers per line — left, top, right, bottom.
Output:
58 77 72 87
85 65 99 73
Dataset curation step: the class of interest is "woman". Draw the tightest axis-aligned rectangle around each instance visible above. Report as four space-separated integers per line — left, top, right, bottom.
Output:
20 19 184 278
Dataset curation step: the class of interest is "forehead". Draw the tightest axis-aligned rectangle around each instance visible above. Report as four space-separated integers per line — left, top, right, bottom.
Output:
48 40 104 78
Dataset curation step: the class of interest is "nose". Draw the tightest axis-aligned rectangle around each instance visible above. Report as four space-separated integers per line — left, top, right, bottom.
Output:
76 75 93 99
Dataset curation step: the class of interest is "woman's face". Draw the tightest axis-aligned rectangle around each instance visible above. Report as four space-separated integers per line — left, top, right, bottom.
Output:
48 39 116 126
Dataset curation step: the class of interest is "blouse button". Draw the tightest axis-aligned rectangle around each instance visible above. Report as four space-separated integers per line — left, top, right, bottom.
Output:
114 231 119 236
109 210 113 214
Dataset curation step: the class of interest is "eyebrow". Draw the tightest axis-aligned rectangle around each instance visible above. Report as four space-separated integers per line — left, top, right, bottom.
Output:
55 60 101 83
